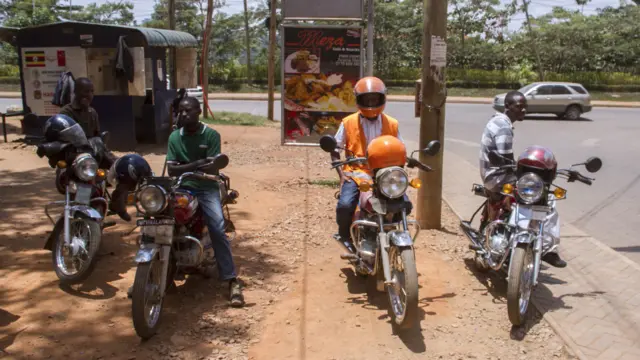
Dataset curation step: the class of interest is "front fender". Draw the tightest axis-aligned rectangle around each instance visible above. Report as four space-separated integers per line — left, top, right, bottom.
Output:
388 230 413 247
512 231 534 245
70 205 103 222
135 243 161 263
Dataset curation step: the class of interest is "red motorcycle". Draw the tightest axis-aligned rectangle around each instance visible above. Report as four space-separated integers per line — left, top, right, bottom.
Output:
129 154 239 339
460 146 602 325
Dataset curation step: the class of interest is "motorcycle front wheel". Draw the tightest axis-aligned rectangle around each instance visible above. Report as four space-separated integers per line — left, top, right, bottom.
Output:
52 218 102 284
507 244 535 326
387 246 419 330
132 254 166 340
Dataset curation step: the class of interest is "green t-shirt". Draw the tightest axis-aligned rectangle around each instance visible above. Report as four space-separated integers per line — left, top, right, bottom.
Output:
166 123 221 191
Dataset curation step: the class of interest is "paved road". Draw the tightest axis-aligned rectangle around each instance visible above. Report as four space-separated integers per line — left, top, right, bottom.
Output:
202 99 640 264
2 98 639 263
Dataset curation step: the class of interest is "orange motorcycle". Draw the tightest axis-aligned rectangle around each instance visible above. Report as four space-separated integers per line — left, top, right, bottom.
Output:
320 134 440 331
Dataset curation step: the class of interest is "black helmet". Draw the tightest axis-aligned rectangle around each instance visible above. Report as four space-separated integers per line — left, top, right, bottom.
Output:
43 114 77 142
112 154 152 186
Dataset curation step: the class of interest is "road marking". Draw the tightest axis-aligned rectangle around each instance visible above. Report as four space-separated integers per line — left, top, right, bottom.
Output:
445 137 480 148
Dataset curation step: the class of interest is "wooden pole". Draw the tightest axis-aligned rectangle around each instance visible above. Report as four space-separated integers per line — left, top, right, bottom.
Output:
202 0 214 119
243 0 252 85
169 0 177 89
267 0 277 120
416 0 448 229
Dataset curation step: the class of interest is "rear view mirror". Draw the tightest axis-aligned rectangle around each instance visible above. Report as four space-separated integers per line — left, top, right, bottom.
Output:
202 153 229 173
584 157 602 173
319 135 337 153
100 131 110 144
422 140 441 156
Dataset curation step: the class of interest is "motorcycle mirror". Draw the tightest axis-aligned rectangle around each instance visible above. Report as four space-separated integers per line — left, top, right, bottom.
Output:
584 156 602 173
100 131 110 144
202 154 229 173
422 140 441 156
319 135 337 153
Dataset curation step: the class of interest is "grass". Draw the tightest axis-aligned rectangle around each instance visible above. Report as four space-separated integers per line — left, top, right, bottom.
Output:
200 111 269 126
308 179 340 187
207 83 640 102
1 83 638 102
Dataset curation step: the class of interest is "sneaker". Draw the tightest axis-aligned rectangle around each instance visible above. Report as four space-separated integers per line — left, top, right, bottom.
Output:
229 279 245 308
542 252 567 268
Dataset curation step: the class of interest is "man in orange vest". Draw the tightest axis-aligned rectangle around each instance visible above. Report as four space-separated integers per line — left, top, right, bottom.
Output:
330 76 409 250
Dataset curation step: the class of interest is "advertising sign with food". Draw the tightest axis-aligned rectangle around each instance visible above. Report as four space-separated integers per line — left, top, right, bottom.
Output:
281 25 363 145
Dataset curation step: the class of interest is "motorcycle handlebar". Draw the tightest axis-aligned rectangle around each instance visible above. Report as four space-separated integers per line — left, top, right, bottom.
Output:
557 169 594 186
407 157 433 172
331 157 367 169
175 171 221 188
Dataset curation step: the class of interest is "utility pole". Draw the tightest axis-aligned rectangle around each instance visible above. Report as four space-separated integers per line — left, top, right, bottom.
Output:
202 0 214 119
169 0 177 89
267 0 276 120
522 0 544 81
416 0 448 230
243 0 252 85
366 0 374 76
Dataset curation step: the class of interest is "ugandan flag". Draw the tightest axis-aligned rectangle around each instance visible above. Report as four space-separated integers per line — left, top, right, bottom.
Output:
25 51 45 67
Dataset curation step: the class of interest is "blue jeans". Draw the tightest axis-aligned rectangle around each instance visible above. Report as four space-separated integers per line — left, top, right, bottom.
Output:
336 180 413 241
186 187 237 281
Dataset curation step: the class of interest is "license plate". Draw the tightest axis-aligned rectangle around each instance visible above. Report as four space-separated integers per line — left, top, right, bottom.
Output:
137 218 175 226
76 183 92 204
518 206 547 221
140 224 174 244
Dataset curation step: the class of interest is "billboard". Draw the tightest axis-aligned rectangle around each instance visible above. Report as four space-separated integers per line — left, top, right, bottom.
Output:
281 25 363 146
282 0 364 20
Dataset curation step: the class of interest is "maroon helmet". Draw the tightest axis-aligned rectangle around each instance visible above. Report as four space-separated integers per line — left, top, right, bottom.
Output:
517 145 557 183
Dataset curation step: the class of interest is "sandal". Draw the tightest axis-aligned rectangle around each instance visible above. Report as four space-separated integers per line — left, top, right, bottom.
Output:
229 280 245 307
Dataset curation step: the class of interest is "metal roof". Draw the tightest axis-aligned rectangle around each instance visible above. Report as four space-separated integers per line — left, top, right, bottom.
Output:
2 21 198 48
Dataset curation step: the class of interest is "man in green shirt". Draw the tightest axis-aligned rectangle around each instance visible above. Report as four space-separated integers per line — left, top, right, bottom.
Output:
166 97 244 307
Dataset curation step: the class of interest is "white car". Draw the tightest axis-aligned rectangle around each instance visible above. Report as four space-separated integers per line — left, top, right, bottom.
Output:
167 80 204 103
186 86 204 103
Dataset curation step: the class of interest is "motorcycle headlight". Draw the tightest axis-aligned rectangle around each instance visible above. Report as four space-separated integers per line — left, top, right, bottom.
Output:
73 154 98 181
516 172 544 204
377 167 409 199
138 185 168 215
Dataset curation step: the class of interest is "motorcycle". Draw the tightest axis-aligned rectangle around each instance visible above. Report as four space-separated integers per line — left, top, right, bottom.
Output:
37 129 114 285
460 145 602 326
319 134 441 330
130 154 239 339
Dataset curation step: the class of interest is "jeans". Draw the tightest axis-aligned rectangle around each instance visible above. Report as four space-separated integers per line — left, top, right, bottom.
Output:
187 187 237 281
336 180 412 241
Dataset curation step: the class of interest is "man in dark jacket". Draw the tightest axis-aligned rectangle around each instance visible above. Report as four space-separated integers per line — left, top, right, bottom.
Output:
59 78 129 221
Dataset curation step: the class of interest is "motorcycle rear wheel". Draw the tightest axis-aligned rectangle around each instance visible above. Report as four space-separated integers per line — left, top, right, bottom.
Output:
52 218 101 285
387 246 419 330
507 244 534 326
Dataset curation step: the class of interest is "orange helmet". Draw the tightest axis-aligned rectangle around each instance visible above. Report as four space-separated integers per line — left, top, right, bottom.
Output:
366 135 406 170
354 76 387 119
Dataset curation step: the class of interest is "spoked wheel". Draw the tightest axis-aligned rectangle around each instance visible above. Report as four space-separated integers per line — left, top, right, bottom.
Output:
132 255 165 340
386 246 419 330
52 218 102 284
507 244 535 326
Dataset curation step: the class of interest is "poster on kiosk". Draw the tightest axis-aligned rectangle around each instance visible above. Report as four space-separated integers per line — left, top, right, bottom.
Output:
281 25 364 146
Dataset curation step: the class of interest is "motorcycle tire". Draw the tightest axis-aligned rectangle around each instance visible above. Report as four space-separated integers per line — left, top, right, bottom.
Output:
51 218 102 285
388 247 419 331
507 244 534 326
132 257 165 340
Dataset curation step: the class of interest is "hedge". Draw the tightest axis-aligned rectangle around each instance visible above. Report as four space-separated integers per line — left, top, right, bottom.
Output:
2 68 640 92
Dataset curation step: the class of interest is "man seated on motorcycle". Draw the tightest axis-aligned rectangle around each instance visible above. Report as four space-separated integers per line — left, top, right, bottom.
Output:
479 90 566 268
58 78 129 220
165 96 244 307
330 76 410 252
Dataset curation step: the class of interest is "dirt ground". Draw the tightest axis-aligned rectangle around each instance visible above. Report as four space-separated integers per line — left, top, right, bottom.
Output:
0 119 575 360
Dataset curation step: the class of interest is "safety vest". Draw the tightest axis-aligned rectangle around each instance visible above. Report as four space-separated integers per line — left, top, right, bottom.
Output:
342 112 399 185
